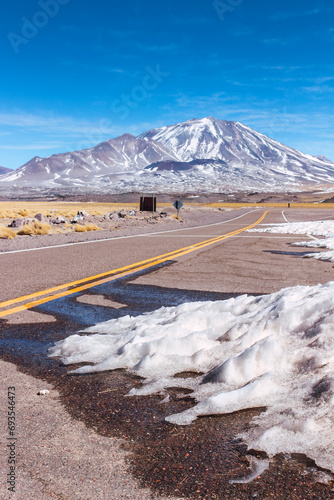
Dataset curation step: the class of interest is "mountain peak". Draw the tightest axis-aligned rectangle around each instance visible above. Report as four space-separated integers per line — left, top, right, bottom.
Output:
1 117 334 194
314 155 333 164
116 133 136 140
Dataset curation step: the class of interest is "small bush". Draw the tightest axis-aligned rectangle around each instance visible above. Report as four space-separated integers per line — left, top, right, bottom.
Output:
17 225 33 235
74 223 101 232
20 209 29 217
17 221 51 236
0 225 16 239
74 224 87 232
85 223 101 231
32 221 51 235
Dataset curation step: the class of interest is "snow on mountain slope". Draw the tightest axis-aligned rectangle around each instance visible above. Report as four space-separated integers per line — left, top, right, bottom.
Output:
0 134 178 188
0 117 334 193
314 155 334 164
140 117 334 187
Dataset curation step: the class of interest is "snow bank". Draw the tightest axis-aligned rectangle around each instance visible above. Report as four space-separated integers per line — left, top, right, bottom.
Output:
249 219 334 262
248 219 334 238
292 237 334 263
305 250 334 263
293 237 334 250
49 282 334 472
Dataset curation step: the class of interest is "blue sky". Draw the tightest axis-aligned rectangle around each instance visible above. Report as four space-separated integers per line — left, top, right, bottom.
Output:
1 0 334 168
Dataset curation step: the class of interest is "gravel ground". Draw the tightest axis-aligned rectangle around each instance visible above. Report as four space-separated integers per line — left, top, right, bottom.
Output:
2 206 334 499
0 359 181 500
0 206 237 253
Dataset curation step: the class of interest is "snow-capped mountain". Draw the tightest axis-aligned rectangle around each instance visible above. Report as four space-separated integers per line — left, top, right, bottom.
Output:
0 134 178 188
140 117 334 187
0 117 334 193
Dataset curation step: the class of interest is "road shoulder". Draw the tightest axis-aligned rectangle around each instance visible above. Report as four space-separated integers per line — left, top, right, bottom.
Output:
0 359 179 500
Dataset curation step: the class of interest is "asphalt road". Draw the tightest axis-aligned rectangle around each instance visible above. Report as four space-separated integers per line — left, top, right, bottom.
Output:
0 208 332 316
1 207 334 499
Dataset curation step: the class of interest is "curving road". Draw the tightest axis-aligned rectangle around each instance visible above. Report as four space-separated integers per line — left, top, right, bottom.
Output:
1 206 334 500
0 207 332 320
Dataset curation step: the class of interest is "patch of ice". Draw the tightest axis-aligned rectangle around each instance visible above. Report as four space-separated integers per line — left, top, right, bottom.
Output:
293 238 334 250
252 221 334 263
49 282 334 472
229 456 270 484
305 250 334 263
248 220 334 238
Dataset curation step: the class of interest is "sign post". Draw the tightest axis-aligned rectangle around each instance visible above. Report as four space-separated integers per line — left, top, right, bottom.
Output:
173 200 183 219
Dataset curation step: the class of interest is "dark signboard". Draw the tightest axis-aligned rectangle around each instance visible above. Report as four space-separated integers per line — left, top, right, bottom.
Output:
140 195 156 212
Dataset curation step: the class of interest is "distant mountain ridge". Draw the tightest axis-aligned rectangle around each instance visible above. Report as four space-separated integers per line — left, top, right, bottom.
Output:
0 166 12 175
0 117 333 193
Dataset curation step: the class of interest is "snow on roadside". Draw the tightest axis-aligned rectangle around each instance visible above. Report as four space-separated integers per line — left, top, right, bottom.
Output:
49 281 334 472
293 238 334 250
303 250 334 262
249 219 334 262
292 237 334 263
248 220 334 238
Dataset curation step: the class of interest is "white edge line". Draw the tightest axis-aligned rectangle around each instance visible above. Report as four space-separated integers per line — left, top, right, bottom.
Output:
307 235 320 240
0 209 261 255
149 234 308 239
281 210 289 223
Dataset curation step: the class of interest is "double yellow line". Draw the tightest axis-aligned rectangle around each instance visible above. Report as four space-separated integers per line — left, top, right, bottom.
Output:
0 211 267 319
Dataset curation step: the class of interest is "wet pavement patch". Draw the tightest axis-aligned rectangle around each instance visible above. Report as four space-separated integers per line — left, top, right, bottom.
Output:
1 278 334 499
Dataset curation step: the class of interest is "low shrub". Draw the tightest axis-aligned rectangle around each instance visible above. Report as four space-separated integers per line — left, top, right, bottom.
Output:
74 223 101 232
85 223 101 231
17 225 33 235
32 221 51 235
17 221 51 236
74 224 87 232
0 225 16 239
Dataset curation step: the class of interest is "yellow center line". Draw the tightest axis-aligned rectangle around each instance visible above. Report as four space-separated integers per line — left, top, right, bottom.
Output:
0 211 267 318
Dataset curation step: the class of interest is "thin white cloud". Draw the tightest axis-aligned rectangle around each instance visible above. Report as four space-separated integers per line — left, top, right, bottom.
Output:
269 8 333 21
0 143 67 150
131 41 178 53
262 36 302 46
302 85 334 94
0 111 122 137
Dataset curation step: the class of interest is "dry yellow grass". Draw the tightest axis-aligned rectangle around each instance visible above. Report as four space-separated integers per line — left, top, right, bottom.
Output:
0 225 16 239
17 221 51 236
74 224 87 232
85 223 101 231
33 222 51 235
0 201 137 220
74 223 101 232
17 225 33 235
0 200 333 227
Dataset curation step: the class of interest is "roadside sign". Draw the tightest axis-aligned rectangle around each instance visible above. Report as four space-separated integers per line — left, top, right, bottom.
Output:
173 200 183 218
173 200 183 210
